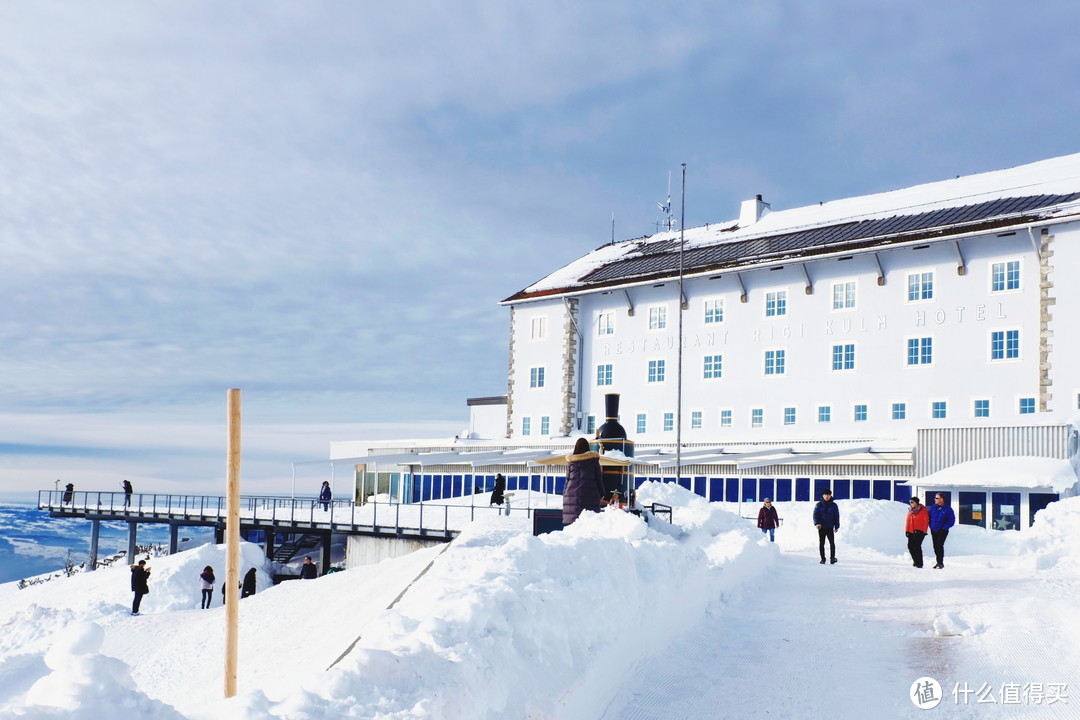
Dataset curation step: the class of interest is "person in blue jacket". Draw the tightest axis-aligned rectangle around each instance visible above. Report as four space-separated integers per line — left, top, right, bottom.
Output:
813 489 840 564
928 493 956 569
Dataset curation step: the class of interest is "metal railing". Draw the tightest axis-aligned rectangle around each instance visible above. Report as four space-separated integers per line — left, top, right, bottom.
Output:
37 490 555 539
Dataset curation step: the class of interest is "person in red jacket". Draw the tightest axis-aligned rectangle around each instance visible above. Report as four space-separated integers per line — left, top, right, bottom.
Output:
905 497 930 568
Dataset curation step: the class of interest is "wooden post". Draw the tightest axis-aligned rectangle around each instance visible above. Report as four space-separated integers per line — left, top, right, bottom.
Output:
224 389 242 698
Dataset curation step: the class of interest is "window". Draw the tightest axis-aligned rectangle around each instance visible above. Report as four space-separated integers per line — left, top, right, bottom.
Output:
832 281 856 310
648 359 666 383
598 312 615 336
932 401 948 419
991 330 1020 360
892 402 907 420
720 409 732 428
818 406 831 423
831 344 855 371
691 410 703 429
1019 397 1036 415
907 337 933 365
586 416 595 434
596 364 613 386
764 349 786 375
751 408 764 427
703 354 723 379
649 306 667 330
521 417 531 436
529 367 545 388
540 416 550 435
974 399 990 418
704 298 724 324
636 413 647 434
530 316 547 340
854 404 868 422
663 412 674 431
765 290 787 317
906 272 934 302
784 407 796 425
991 260 1021 292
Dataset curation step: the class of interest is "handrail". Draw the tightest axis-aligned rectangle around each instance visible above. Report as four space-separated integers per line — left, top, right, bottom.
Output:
35 490 549 539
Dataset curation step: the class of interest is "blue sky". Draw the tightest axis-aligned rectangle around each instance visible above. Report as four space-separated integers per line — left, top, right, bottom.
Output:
1 1 1077 498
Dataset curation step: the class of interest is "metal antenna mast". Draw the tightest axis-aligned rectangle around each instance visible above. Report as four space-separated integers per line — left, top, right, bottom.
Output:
676 163 686 483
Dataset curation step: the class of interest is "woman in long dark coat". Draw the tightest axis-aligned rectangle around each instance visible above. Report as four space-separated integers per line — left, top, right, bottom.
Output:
563 437 605 525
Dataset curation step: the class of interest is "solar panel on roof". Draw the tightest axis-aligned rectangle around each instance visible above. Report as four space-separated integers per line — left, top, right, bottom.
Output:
581 193 1078 285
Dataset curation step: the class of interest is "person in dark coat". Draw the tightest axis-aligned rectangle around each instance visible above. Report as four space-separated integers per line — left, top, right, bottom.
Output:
928 493 956 569
905 497 930 568
122 480 133 507
241 567 257 598
63 482 74 504
299 556 318 579
489 474 506 506
757 498 780 542
130 559 151 615
562 437 605 525
813 489 840 564
319 481 332 511
200 566 216 609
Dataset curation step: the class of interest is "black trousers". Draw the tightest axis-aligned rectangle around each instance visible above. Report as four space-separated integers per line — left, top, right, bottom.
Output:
931 529 949 566
132 590 146 614
817 527 836 561
907 531 926 567
201 588 214 608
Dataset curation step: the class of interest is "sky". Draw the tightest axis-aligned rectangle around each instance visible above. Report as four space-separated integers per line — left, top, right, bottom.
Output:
0 486 1078 718
2 1 1079 498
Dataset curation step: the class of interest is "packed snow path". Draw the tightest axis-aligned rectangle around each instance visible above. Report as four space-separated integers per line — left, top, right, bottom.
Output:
600 544 1079 720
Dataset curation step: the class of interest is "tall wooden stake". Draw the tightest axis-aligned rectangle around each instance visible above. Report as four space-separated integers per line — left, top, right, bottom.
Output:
224 388 241 698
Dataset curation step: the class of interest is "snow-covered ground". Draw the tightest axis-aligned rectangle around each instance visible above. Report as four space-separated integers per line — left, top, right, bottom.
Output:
0 482 1078 719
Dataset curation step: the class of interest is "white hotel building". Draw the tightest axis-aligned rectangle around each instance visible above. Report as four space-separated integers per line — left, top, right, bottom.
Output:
338 154 1080 531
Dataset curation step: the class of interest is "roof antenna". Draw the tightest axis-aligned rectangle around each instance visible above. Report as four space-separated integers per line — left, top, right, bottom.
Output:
610 212 615 245
657 171 674 233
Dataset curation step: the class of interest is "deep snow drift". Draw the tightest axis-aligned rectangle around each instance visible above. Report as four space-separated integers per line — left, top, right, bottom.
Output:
0 482 1078 719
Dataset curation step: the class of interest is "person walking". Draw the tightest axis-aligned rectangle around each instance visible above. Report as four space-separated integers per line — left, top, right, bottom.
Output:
813 489 840 564
489 474 506 506
130 559 151 616
562 437 605 525
63 482 74 505
299 556 318 579
319 481 332 511
757 498 780 542
122 480 133 507
241 567 257 598
928 493 956 569
199 566 216 609
905 497 930 568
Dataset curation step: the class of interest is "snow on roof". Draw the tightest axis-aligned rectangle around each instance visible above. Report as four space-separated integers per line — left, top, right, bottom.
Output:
917 456 1079 493
505 152 1080 302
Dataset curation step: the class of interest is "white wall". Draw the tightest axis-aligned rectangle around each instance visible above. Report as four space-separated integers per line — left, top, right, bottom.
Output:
509 227 1052 442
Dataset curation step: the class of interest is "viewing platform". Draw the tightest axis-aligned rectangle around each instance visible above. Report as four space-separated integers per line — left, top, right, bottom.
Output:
38 489 539 571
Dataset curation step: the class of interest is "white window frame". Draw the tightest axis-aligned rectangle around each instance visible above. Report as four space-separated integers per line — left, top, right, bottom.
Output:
636 413 647 434
764 348 787 376
597 311 615 336
831 343 855 372
540 416 550 435
931 400 948 419
719 409 733 428
530 316 547 340
818 405 831 423
529 367 545 389
648 305 668 331
703 354 723 380
831 280 857 311
704 298 725 324
783 407 796 425
1018 397 1037 415
751 408 764 428
989 328 1021 362
891 402 907 420
990 259 1022 293
905 270 934 303
853 404 868 422
521 417 531 436
691 410 703 429
764 289 788 318
663 412 674 432
906 336 934 366
973 398 991 418
596 364 613 386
